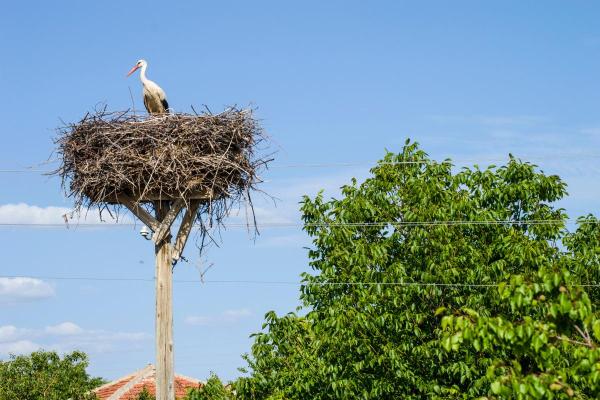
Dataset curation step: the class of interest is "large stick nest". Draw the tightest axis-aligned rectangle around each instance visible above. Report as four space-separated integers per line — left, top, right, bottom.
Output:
54 107 271 232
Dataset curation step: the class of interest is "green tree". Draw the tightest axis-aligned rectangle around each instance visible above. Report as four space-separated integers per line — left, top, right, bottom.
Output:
0 350 104 400
235 141 600 399
440 215 600 399
185 373 235 399
441 267 600 399
136 387 155 400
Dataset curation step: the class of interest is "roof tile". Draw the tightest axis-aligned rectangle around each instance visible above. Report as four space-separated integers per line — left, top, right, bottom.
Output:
94 365 202 400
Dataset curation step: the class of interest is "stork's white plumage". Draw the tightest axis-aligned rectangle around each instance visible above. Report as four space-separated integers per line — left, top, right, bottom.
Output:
127 59 169 114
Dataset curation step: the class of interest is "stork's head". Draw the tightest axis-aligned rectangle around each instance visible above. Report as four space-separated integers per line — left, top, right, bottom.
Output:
126 59 147 77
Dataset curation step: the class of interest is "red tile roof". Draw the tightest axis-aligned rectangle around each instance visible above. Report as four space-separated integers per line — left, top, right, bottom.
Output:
94 364 203 399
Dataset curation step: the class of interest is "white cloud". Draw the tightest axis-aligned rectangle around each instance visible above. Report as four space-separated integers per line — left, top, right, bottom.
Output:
0 325 42 356
0 326 25 343
0 203 70 224
251 206 294 224
0 203 133 225
51 330 151 355
0 325 39 345
45 322 83 336
0 340 42 356
185 308 253 326
0 277 55 304
0 322 150 358
222 308 252 321
229 169 366 230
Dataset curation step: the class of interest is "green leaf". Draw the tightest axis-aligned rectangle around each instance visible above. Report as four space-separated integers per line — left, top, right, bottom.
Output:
593 320 600 342
491 381 502 394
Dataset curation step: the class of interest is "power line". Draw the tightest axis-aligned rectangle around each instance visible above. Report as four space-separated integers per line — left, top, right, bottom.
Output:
0 219 596 229
2 275 599 288
0 169 50 173
1 153 599 173
269 154 600 169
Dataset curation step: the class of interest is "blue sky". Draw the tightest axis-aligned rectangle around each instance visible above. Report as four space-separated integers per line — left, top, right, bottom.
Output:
1 1 599 382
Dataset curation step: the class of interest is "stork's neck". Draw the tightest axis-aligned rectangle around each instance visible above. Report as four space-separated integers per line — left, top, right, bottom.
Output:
139 63 149 84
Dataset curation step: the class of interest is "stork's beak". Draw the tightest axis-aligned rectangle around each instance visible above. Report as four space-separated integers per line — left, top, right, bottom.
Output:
126 65 140 77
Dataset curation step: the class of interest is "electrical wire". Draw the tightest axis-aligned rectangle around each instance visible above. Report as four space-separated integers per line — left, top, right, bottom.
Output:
0 153 599 173
2 275 599 288
0 219 596 229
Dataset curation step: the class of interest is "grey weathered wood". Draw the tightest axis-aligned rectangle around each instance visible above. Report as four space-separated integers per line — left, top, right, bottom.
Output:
172 200 201 263
152 199 185 245
120 195 160 232
154 201 175 400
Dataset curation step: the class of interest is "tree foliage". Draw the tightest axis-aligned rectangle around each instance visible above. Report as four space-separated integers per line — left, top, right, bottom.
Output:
136 387 156 400
0 350 103 400
184 373 235 400
441 267 600 399
235 141 600 399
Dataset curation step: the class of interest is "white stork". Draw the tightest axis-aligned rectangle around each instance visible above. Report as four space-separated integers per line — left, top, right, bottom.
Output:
127 59 169 114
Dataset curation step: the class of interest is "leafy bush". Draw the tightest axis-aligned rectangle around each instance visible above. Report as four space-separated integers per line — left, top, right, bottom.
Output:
185 373 235 399
0 350 104 400
136 387 155 400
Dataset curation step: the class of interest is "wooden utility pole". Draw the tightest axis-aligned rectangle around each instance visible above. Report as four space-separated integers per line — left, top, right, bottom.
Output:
155 201 174 400
119 196 201 400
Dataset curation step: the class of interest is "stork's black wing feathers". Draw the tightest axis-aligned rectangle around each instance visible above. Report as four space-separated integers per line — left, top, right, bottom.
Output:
161 98 169 112
143 96 150 114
